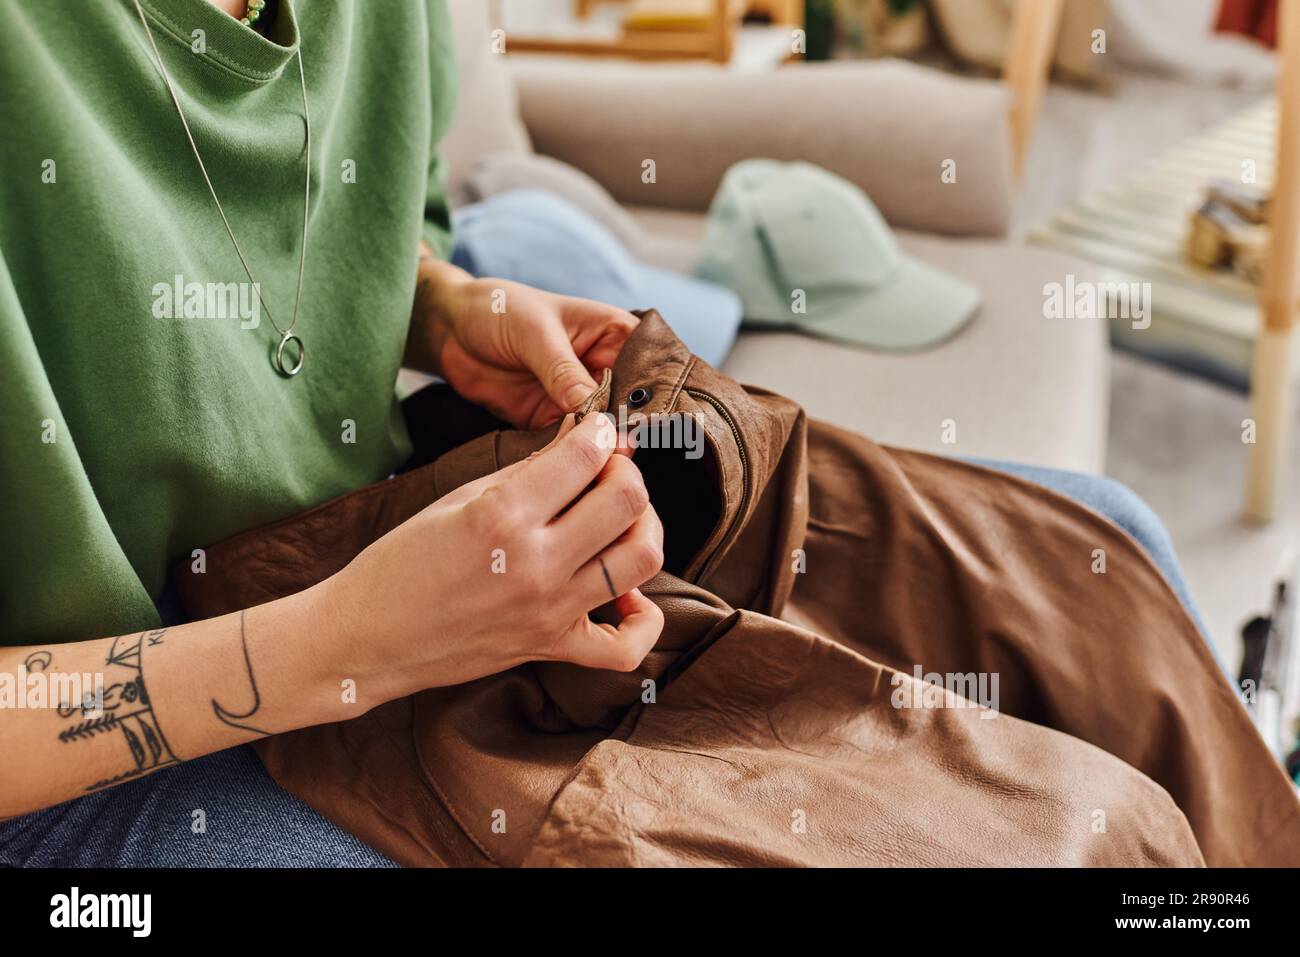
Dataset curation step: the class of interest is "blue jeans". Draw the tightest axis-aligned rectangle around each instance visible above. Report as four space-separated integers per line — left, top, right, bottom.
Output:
0 463 1209 867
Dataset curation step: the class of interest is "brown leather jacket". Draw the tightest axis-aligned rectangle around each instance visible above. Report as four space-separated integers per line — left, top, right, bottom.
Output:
176 312 1300 867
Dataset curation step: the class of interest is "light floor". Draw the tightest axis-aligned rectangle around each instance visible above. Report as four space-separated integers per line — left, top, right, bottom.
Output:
1020 69 1297 665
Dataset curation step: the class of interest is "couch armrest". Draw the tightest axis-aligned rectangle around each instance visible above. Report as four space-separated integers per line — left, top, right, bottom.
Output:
510 58 1014 238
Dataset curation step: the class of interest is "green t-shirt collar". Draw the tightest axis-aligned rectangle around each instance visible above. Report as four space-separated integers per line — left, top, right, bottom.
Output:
136 0 301 84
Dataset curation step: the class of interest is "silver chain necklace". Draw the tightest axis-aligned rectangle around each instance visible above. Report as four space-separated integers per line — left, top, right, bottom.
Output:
131 0 312 377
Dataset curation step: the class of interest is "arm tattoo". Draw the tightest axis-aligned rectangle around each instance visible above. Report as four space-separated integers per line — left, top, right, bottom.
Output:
55 629 180 792
211 610 270 736
54 613 270 793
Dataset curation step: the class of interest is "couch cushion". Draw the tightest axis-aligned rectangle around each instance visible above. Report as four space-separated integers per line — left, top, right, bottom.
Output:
441 0 532 204
461 152 646 252
513 58 1015 238
624 206 1109 473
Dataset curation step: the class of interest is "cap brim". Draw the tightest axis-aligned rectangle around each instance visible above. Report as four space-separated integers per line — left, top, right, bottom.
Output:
798 254 981 352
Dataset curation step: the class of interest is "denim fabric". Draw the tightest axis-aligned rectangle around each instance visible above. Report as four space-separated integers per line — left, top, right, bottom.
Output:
0 744 395 868
1 462 1206 867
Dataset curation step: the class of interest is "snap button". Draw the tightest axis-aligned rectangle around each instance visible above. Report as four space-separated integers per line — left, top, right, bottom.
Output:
628 387 652 408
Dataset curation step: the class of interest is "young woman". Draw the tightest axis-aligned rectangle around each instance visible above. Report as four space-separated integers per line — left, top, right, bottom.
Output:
0 0 1226 866
0 0 666 864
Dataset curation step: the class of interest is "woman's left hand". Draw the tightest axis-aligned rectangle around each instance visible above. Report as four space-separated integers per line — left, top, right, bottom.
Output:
407 255 638 429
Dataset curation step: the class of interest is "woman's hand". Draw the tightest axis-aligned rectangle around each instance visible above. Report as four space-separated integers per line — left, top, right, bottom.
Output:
318 413 665 701
0 416 664 819
406 254 638 429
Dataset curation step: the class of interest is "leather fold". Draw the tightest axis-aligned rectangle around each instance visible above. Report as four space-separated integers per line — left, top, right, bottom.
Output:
171 310 1300 868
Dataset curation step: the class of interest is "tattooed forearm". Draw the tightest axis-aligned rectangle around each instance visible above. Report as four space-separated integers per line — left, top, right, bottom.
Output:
211 610 270 737
3 589 342 818
51 612 270 794
53 629 180 792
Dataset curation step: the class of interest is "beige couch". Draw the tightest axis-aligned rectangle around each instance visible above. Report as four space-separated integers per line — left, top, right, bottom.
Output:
437 1 1110 473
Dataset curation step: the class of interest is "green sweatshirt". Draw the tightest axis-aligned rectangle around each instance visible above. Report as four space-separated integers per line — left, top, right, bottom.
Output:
0 0 457 644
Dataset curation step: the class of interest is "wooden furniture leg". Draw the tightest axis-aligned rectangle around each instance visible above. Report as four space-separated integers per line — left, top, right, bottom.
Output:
709 0 732 62
1002 0 1064 181
1246 0 1300 523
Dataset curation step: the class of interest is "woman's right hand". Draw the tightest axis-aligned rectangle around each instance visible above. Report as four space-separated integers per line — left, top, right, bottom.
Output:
0 413 662 819
317 412 665 703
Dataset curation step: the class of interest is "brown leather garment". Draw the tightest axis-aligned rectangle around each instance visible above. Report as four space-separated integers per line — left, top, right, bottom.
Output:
175 312 1300 867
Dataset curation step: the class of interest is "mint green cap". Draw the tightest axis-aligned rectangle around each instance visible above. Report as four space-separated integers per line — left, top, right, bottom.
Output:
695 159 980 351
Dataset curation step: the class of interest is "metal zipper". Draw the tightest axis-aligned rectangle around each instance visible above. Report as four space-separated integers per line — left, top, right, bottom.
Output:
684 388 750 582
